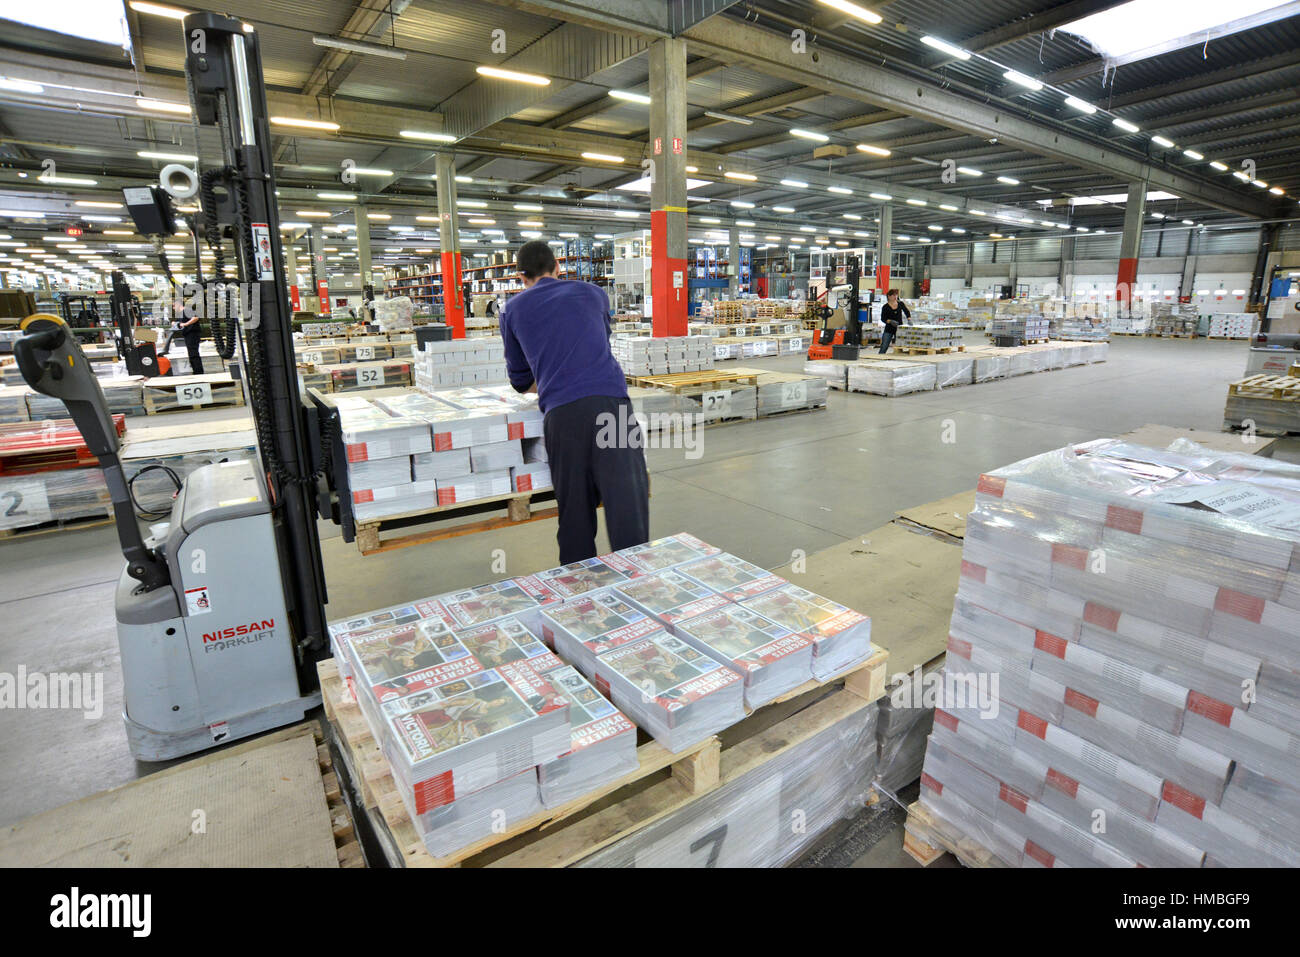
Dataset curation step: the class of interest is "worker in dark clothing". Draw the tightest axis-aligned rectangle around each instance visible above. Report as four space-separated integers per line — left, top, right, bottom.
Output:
177 305 205 374
878 288 911 354
501 240 650 564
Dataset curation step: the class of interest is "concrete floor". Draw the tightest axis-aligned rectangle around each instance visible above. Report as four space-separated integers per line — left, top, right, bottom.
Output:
2 334 1292 864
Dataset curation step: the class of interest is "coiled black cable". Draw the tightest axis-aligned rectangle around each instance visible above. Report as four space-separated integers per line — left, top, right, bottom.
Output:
127 464 182 520
199 168 238 361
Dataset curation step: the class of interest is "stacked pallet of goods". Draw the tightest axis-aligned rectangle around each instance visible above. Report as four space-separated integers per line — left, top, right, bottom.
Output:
1207 312 1254 339
1151 302 1199 337
611 336 714 376
895 324 963 353
915 439 1300 867
1222 372 1300 435
328 533 875 859
0 416 125 536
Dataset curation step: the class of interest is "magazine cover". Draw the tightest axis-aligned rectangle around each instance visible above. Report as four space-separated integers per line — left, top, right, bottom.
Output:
535 556 629 598
530 660 636 754
440 579 550 629
595 631 741 720
677 553 787 602
743 584 867 638
455 617 551 669
677 604 812 677
329 601 426 641
613 571 730 627
611 533 723 576
345 617 474 689
539 592 660 663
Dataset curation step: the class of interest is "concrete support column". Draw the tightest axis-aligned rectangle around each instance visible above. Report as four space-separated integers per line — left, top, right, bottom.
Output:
353 206 374 294
875 205 893 291
1008 240 1018 289
1179 229 1198 300
435 153 466 338
727 226 740 298
1117 179 1147 316
965 243 974 288
649 36 688 337
1059 237 1076 299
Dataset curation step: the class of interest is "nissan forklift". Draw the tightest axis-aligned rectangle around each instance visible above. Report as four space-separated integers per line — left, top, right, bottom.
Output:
15 14 337 761
807 256 876 360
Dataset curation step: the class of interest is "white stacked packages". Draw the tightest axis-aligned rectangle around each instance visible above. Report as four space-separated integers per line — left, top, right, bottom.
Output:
1208 312 1254 338
539 591 660 676
675 602 814 708
991 317 1050 340
931 356 975 389
803 359 851 390
475 383 544 439
875 660 941 794
917 438 1300 868
611 335 714 376
511 462 552 492
756 374 828 414
436 470 512 504
413 448 472 482
895 324 963 351
415 337 508 389
847 360 935 396
594 629 745 753
742 583 873 680
337 399 435 519
525 656 640 807
468 440 524 472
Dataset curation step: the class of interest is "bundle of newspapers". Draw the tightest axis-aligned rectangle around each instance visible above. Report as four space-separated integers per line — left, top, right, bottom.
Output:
330 533 877 855
918 439 1300 867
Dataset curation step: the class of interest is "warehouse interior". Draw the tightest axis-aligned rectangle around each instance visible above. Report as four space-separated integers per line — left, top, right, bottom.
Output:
0 0 1298 878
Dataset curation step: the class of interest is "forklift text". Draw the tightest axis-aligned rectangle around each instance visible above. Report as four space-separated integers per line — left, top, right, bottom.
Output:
202 619 275 652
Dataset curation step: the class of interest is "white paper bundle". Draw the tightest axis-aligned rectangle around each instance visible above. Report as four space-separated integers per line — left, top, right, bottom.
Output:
675 603 813 708
594 629 744 753
347 455 412 491
511 462 552 492
741 583 872 679
342 414 432 462
468 439 524 472
427 408 509 451
412 447 472 481
847 360 936 396
412 768 542 859
352 478 438 520
436 469 511 505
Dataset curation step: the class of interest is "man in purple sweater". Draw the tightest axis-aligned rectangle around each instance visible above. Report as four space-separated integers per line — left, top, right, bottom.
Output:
501 240 650 563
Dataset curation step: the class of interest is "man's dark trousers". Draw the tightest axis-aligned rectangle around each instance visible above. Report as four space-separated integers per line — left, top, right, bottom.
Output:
182 326 205 375
543 394 650 564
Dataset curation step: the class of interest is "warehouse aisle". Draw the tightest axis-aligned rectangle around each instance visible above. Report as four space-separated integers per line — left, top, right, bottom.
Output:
0 335 1287 849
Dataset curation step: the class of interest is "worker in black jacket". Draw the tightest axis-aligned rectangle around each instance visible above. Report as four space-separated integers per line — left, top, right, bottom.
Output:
878 288 911 354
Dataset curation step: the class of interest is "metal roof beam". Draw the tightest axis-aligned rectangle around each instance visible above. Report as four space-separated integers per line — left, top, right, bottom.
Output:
1107 50 1300 109
927 0 1129 67
682 17 1276 218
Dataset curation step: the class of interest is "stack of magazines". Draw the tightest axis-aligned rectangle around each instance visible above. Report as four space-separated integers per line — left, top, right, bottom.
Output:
594 630 745 752
539 591 661 675
675 602 814 708
677 553 788 601
742 583 873 679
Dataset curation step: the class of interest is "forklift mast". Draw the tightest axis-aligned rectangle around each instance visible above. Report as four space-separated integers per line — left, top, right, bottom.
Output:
182 13 330 655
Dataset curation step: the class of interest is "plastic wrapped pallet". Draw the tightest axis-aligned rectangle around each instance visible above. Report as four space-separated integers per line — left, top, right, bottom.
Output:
931 356 974 389
847 360 935 396
875 658 942 794
918 437 1300 867
754 373 827 413
576 702 879 867
0 468 110 531
803 359 850 390
373 295 414 332
970 350 1009 382
677 384 756 422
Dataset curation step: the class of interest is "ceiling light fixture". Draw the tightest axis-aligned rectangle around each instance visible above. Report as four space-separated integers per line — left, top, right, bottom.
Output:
1209 161 1228 171
791 129 830 142
581 152 624 163
476 65 550 86
1183 149 1203 160
856 144 891 156
780 179 808 188
1004 70 1043 91
609 90 652 104
725 171 757 181
1064 96 1097 113
1112 117 1140 133
703 110 753 125
137 98 191 115
1151 136 1175 148
920 36 971 59
270 116 339 131
400 130 456 142
997 176 1020 185
828 186 853 194
814 0 882 24
312 35 406 59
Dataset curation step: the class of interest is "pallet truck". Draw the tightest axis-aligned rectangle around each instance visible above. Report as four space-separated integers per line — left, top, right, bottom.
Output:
15 14 333 761
807 256 874 360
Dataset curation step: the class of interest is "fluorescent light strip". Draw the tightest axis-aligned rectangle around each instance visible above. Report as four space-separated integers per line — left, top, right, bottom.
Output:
828 186 853 195
703 110 753 125
313 36 406 60
997 176 1020 185
1209 161 1228 171
957 167 982 176
815 0 882 24
1183 149 1203 160
317 192 356 200
856 144 891 157
137 98 191 115
400 130 456 142
476 66 550 86
724 171 757 181
920 36 971 59
1004 70 1043 91
609 90 651 104
771 206 796 213
1112 117 1140 133
271 116 340 131
791 128 830 142
137 150 197 162
869 192 892 201
581 152 624 163
1151 136 1175 148
780 179 808 188
906 198 926 206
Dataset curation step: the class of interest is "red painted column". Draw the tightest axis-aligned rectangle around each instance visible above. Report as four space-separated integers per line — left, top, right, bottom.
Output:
651 209 688 336
440 250 465 338
1116 180 1146 317
876 264 891 293
1115 257 1139 314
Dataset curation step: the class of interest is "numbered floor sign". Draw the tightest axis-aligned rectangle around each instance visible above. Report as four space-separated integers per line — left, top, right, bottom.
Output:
355 345 375 361
0 479 54 530
301 350 323 365
700 388 732 418
177 381 213 406
780 380 808 407
357 365 385 387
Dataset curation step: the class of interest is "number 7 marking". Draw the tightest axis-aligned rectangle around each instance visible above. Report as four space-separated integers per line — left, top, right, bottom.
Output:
689 823 727 867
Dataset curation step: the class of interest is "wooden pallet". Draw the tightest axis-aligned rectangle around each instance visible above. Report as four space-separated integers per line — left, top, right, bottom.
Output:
902 800 1004 868
1207 335 1250 340
1227 374 1300 401
142 374 245 414
354 488 563 555
894 345 965 355
626 370 759 392
0 511 113 541
321 646 888 867
312 722 366 868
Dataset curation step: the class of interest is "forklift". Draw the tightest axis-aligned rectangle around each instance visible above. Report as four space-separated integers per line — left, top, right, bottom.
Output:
807 256 875 360
15 14 334 761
